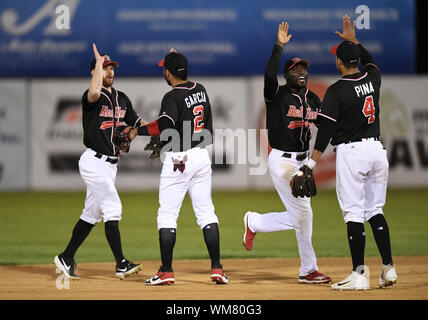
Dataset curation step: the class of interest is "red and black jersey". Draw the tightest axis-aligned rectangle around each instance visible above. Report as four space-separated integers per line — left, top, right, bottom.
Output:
264 44 321 152
317 44 381 147
159 81 213 151
81 87 141 156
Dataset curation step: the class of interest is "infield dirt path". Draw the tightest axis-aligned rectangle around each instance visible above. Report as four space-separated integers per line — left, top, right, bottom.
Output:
1 256 427 300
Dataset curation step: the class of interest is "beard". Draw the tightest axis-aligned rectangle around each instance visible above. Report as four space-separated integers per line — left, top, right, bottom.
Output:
103 77 114 88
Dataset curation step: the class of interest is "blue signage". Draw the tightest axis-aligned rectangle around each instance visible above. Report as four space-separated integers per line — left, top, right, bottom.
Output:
0 0 415 76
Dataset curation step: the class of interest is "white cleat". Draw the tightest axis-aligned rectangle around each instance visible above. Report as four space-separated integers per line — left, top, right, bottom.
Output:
332 266 370 291
378 264 397 288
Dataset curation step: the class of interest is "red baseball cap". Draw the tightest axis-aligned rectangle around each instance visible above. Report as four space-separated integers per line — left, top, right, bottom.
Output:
90 54 119 71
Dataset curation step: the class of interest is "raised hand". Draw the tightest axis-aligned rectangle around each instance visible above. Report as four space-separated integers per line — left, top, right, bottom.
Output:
277 21 292 47
335 15 359 44
92 43 106 64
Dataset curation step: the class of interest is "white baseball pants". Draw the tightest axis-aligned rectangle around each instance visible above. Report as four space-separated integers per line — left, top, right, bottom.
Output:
157 147 219 230
335 139 388 223
78 148 122 224
247 148 319 276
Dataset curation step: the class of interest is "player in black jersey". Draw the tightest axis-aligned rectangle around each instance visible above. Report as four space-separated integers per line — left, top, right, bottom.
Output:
309 16 397 290
243 21 331 284
128 49 228 285
54 43 144 280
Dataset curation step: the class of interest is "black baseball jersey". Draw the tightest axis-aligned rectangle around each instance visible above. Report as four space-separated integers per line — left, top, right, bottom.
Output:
81 87 141 156
159 81 213 152
264 44 321 152
318 44 381 145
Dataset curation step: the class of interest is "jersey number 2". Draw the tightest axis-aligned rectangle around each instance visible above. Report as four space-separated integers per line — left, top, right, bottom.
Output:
362 95 375 124
193 105 204 133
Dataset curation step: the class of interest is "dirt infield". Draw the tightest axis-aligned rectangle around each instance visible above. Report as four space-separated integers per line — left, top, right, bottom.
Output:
1 256 427 300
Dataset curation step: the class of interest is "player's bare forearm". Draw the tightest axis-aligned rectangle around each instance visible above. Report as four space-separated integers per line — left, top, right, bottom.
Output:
88 43 105 103
311 149 323 163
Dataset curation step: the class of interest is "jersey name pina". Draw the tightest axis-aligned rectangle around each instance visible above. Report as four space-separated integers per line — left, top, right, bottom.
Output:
159 81 213 152
81 87 140 156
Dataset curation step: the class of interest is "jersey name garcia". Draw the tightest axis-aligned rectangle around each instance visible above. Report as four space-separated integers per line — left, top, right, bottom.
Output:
81 87 140 156
318 65 381 145
159 81 213 152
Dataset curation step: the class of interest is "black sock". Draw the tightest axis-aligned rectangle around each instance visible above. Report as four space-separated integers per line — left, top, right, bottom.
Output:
62 219 94 259
203 223 221 269
369 214 393 265
346 221 366 272
105 220 125 264
159 228 176 272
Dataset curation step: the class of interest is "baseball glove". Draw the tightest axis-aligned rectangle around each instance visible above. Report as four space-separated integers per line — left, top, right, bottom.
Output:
144 136 162 159
113 125 133 153
290 171 307 198
300 164 317 197
290 165 317 198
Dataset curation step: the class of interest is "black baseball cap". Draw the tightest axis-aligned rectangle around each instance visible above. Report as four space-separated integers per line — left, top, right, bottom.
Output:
284 57 310 73
330 41 360 64
158 51 188 75
90 54 119 71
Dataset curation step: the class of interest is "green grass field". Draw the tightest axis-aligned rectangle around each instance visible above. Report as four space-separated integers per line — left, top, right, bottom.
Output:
0 189 427 265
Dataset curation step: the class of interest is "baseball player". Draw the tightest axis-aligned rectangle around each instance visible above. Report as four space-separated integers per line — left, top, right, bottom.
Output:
309 16 397 290
242 21 331 284
54 43 145 280
127 49 229 285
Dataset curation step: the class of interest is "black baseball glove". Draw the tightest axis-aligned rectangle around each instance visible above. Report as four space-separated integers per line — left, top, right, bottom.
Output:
113 125 133 153
144 136 162 159
300 164 317 197
290 165 317 198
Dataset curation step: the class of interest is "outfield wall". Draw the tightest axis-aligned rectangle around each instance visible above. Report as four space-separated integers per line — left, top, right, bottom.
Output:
0 76 427 191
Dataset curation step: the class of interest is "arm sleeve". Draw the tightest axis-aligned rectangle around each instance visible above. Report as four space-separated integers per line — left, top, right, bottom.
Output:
264 44 283 102
318 86 340 123
314 118 337 153
158 93 179 125
122 94 141 127
81 90 98 109
358 43 381 83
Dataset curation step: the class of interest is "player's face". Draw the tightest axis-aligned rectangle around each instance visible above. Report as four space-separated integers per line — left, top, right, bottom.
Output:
285 64 308 89
103 65 115 88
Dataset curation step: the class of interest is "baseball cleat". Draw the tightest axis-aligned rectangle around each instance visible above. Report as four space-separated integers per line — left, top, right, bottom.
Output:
115 259 142 280
211 267 230 284
331 268 369 291
298 271 331 284
54 254 80 280
378 264 397 288
145 269 175 286
243 211 256 251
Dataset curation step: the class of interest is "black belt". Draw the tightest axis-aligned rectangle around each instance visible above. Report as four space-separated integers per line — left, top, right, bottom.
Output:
94 152 118 164
282 152 308 161
344 136 380 144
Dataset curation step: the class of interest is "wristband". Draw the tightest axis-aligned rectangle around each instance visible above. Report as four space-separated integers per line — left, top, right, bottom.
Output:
307 158 317 169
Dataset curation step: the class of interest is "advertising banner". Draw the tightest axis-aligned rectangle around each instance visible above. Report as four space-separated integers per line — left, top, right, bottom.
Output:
0 80 28 190
0 0 415 77
29 77 250 190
